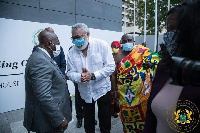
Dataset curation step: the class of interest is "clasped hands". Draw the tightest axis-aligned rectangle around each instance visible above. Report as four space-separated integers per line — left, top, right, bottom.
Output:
81 67 92 83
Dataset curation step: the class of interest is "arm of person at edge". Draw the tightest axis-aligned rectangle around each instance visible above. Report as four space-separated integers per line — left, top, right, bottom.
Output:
58 46 66 75
144 97 157 133
30 58 68 131
67 41 115 83
110 52 122 101
111 69 118 100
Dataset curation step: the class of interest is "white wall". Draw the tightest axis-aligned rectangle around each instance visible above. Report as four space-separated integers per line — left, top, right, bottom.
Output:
0 18 123 113
135 34 164 52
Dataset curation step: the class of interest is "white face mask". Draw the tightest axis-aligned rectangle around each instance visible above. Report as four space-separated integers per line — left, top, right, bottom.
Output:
53 45 61 57
75 37 89 51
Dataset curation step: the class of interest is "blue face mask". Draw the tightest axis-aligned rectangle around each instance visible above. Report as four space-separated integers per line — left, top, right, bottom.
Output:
72 38 85 46
122 43 133 51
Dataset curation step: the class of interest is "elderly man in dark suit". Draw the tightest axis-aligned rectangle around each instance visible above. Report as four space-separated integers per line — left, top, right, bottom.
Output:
24 30 72 133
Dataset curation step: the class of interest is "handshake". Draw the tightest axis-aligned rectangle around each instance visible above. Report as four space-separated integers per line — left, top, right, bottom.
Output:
81 67 94 83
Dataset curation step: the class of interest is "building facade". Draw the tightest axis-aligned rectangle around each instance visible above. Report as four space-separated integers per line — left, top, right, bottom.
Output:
122 0 140 35
0 0 122 32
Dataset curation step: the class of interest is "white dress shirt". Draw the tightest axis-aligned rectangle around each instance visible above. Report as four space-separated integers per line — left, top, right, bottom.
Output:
67 37 115 103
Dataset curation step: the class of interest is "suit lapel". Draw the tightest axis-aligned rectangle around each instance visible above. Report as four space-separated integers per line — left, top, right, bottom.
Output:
36 48 66 81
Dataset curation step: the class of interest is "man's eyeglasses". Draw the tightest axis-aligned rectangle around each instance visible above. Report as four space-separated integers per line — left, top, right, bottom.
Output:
120 39 133 44
71 35 85 40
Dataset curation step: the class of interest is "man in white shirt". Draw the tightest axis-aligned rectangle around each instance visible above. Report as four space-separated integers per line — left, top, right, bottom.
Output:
67 23 115 133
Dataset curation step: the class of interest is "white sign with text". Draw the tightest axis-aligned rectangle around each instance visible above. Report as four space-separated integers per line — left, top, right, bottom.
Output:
0 18 123 113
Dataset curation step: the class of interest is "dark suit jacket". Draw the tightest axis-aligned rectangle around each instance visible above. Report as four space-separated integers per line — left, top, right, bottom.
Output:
24 47 72 132
32 45 66 74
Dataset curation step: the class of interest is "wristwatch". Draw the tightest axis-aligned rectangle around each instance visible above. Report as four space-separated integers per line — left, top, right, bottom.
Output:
91 73 96 80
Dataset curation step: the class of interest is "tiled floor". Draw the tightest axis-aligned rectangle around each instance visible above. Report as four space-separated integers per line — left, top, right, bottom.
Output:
0 97 123 133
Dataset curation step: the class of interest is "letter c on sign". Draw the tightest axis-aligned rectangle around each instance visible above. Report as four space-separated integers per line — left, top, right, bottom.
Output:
21 60 28 66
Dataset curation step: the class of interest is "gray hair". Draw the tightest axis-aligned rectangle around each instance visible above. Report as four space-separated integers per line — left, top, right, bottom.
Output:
71 23 90 35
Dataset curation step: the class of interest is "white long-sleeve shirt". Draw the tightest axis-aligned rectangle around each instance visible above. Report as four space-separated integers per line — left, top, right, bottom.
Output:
67 37 115 103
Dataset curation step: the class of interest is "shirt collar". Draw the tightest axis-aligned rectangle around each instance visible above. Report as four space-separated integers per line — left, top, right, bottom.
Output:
38 46 51 58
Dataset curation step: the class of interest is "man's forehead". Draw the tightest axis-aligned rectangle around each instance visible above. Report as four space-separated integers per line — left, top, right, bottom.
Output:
40 31 56 39
50 33 58 39
121 35 132 40
72 28 84 35
52 36 59 41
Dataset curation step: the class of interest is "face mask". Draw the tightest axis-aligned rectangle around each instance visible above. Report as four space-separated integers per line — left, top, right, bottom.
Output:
122 43 133 51
53 45 61 57
72 38 85 46
163 30 178 56
74 37 89 51
112 48 119 53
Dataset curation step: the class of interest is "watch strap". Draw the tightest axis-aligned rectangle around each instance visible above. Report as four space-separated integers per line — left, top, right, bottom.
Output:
91 73 96 80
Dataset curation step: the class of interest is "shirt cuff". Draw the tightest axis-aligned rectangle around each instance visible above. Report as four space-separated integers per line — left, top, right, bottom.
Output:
67 73 82 83
75 73 82 83
94 71 101 81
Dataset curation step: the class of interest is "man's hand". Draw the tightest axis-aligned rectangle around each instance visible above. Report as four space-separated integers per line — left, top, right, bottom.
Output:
59 118 68 132
143 62 154 69
81 67 92 83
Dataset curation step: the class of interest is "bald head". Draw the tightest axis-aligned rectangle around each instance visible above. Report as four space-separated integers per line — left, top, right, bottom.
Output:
45 27 54 33
120 34 134 44
38 30 57 45
38 30 60 58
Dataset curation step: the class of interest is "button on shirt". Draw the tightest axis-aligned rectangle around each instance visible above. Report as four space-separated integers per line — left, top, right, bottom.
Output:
67 37 115 103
